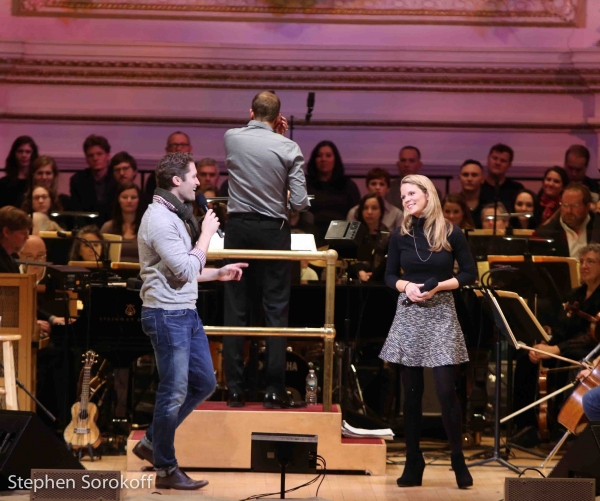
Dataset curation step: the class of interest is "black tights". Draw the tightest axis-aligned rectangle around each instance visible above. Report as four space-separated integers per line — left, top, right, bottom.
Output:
402 365 463 454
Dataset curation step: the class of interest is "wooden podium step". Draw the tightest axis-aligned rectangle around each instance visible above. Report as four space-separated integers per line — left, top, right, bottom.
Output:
127 402 387 475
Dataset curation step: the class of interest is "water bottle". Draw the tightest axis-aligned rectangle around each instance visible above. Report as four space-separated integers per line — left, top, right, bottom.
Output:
305 363 318 405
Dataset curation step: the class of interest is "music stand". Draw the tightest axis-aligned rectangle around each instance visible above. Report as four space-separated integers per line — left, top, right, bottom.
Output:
468 288 541 473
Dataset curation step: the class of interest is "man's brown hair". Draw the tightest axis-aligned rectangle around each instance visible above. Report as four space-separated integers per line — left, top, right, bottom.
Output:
366 168 391 188
0 206 32 233
563 182 592 206
155 152 194 190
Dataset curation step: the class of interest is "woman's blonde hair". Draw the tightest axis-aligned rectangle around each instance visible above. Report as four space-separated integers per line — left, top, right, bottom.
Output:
399 174 452 252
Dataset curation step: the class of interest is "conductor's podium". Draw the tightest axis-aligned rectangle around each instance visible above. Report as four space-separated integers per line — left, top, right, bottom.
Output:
127 402 387 474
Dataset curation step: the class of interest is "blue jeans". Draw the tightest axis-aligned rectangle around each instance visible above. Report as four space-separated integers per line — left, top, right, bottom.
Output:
140 307 216 470
583 386 600 421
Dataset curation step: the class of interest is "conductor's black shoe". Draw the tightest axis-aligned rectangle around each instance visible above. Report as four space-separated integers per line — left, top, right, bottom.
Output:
263 392 307 409
132 441 154 466
155 468 208 490
227 392 245 408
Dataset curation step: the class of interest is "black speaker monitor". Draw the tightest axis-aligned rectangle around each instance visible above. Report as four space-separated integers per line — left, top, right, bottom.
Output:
549 422 600 495
251 432 317 474
0 411 84 490
324 221 367 259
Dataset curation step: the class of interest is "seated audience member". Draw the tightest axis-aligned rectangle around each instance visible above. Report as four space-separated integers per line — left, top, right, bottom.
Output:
197 158 221 192
442 193 475 230
306 140 361 243
480 202 509 231
145 131 193 197
69 134 117 225
69 225 104 263
0 136 39 209
100 183 145 263
350 193 390 283
31 212 62 235
347 167 403 231
534 183 596 258
18 234 48 284
386 146 423 209
564 144 599 198
22 185 63 217
0 206 66 332
28 155 70 210
512 244 600 446
109 151 138 186
538 166 569 225
510 189 541 230
479 144 524 210
459 159 485 228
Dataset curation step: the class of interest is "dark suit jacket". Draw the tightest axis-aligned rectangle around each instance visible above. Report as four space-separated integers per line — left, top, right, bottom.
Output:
69 168 116 225
533 212 598 257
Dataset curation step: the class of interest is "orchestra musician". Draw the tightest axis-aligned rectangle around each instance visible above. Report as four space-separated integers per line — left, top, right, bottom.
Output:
379 174 477 489
512 243 600 446
132 152 247 490
577 355 600 421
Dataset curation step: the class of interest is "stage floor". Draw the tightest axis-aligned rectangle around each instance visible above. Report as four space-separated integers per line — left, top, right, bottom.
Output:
59 438 584 501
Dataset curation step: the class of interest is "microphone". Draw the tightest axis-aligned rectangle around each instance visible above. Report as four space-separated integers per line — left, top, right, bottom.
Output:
402 277 439 306
195 192 224 238
306 92 315 123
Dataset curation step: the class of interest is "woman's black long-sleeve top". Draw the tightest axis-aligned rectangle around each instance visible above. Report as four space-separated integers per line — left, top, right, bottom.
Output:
384 217 477 290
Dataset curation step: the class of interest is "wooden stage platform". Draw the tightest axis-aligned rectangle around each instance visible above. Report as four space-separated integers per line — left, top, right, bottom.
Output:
127 402 387 474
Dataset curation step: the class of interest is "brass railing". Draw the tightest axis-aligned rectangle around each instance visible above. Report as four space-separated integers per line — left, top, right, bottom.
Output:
204 249 338 411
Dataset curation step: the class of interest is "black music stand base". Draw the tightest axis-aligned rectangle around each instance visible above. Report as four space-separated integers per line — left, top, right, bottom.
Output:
505 442 547 459
467 336 521 474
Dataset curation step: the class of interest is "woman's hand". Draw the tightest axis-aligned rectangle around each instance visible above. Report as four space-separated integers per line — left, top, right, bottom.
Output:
405 282 429 303
420 286 438 301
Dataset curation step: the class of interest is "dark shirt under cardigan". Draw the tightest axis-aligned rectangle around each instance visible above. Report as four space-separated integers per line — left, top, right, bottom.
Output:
384 217 478 290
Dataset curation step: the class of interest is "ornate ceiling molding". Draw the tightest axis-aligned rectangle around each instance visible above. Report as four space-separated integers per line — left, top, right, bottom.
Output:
2 55 600 93
12 0 583 26
0 111 597 132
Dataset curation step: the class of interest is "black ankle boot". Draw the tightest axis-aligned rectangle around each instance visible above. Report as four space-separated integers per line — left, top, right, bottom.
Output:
450 452 473 489
397 452 425 487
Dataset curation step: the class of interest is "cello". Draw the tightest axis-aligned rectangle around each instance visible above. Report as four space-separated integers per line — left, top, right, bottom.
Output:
555 302 600 434
537 302 599 439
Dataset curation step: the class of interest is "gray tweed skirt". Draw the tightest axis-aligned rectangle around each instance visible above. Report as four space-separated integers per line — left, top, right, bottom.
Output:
379 291 469 367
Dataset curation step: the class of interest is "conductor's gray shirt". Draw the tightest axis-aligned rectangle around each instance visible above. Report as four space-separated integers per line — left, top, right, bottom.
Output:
224 120 310 220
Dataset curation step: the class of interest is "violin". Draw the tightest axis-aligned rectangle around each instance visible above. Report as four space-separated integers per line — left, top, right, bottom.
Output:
563 301 600 341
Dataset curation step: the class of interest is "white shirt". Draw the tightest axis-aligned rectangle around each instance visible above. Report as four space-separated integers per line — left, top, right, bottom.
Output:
560 214 590 258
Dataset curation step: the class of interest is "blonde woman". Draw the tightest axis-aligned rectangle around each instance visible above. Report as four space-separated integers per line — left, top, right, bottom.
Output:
380 174 477 489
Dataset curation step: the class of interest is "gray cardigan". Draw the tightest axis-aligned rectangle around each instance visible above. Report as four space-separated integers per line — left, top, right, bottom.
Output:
138 202 204 310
